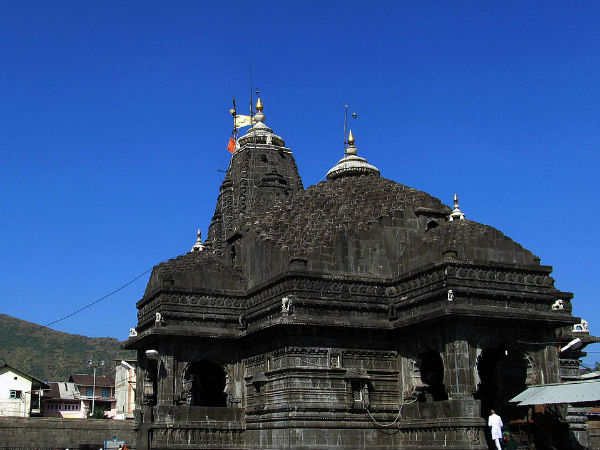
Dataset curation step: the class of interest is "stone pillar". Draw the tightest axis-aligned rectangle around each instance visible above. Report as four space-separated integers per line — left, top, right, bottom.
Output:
444 340 473 399
157 354 175 405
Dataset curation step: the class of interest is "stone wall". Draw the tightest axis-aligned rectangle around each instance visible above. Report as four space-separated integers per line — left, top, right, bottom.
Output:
0 417 134 449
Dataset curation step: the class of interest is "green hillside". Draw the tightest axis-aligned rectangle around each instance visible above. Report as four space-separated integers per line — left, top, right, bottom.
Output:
0 314 134 381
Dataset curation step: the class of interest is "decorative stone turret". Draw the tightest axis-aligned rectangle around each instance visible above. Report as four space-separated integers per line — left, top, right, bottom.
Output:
207 97 304 254
326 130 380 180
448 193 466 221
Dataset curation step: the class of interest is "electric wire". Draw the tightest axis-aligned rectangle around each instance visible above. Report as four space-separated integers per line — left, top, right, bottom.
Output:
44 267 153 327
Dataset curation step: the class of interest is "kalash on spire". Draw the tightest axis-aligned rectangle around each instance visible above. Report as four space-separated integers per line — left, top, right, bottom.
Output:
227 96 277 153
208 96 304 253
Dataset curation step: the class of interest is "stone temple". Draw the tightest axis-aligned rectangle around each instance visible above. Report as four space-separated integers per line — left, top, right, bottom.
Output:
125 99 593 449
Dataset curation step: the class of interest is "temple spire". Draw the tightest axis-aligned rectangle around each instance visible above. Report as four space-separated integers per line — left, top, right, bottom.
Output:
449 193 466 221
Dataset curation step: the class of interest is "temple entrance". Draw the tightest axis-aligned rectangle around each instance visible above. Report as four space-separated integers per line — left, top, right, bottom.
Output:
475 348 528 420
475 348 529 448
416 350 448 401
183 360 227 407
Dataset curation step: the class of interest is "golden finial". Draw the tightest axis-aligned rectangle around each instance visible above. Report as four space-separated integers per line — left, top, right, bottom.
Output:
256 97 263 112
345 129 357 156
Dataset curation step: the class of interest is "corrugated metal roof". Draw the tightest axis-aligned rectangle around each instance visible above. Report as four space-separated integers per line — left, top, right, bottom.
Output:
45 382 81 400
510 380 600 406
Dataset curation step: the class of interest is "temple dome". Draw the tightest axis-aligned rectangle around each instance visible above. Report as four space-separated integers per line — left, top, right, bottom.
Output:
240 175 540 280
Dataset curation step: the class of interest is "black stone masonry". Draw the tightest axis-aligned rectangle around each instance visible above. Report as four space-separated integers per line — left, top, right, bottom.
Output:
125 104 587 450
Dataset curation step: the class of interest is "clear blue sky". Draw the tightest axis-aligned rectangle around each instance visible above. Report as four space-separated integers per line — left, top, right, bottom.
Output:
1 1 599 366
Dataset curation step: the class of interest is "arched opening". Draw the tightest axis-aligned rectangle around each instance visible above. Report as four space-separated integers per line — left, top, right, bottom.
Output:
183 360 227 407
475 348 528 421
416 351 448 401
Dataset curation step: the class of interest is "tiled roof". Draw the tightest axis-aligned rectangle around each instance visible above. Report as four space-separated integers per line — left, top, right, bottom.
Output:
69 373 114 387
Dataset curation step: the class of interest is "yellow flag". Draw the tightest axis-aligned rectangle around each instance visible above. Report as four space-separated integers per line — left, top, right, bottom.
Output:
234 115 253 128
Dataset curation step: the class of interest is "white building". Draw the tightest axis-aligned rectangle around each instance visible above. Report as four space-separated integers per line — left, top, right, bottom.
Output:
114 360 136 420
0 363 49 417
42 381 87 418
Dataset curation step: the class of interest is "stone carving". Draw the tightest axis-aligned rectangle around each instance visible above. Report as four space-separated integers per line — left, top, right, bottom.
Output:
466 427 481 445
573 319 589 332
281 296 293 315
152 427 241 446
181 364 195 406
129 327 138 337
447 289 454 302
155 312 164 326
552 299 564 310
329 354 341 368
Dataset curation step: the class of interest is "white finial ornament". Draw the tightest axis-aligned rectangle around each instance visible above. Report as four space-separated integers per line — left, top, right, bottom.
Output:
449 193 466 221
326 130 380 180
191 229 204 252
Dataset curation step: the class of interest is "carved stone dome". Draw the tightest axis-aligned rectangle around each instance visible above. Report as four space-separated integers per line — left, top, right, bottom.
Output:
405 218 539 271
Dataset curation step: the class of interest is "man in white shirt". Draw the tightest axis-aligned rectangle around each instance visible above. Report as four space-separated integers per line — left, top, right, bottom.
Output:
488 409 504 450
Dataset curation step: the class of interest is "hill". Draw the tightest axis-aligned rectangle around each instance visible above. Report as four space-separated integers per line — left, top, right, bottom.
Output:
0 314 134 381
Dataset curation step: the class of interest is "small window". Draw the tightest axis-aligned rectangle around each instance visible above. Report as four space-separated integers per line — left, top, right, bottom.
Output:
86 387 93 397
102 387 109 398
9 390 22 399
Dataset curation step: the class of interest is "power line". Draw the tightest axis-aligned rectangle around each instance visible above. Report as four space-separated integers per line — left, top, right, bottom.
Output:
44 267 153 327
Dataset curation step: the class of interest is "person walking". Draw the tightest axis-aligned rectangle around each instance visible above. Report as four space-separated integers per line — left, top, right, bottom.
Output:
488 409 503 450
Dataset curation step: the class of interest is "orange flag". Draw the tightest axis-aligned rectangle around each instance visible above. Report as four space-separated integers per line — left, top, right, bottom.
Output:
227 137 236 154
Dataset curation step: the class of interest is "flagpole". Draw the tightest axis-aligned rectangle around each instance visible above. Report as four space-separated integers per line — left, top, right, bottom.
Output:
249 61 254 117
344 105 348 149
232 96 238 140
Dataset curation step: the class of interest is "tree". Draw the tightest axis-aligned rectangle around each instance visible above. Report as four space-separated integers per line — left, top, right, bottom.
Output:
91 405 109 419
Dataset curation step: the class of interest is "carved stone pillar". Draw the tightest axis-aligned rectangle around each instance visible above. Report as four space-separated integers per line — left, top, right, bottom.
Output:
444 340 473 399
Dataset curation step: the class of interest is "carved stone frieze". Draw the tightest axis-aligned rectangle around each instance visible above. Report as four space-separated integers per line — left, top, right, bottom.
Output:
151 427 243 446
